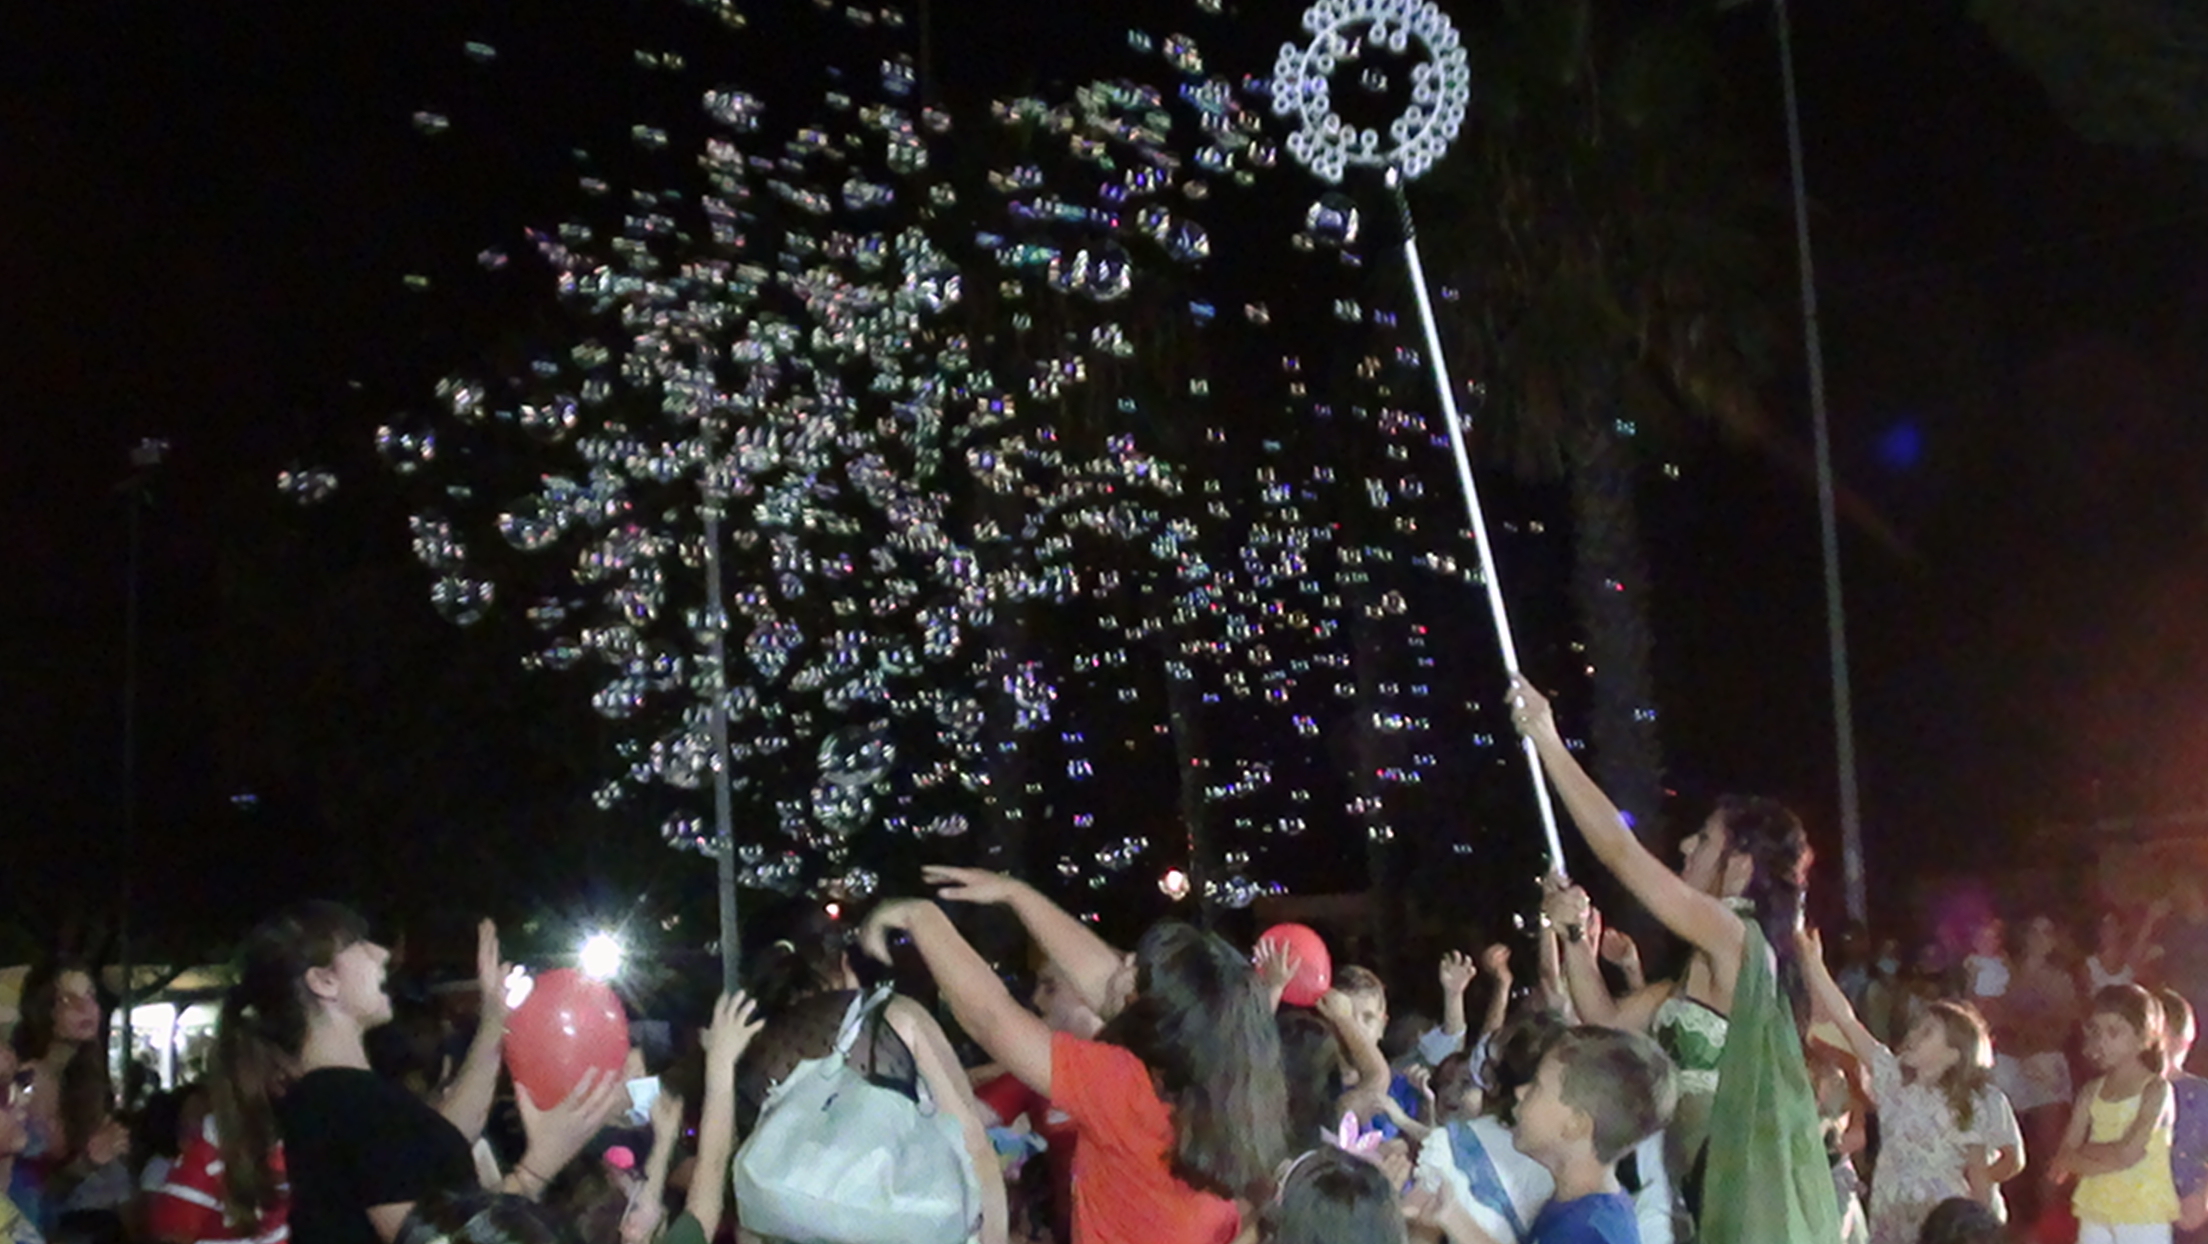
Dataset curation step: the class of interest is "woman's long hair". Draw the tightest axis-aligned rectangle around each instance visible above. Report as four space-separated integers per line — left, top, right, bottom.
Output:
1098 921 1290 1202
11 959 115 1161
1713 794 1813 1033
209 902 369 1227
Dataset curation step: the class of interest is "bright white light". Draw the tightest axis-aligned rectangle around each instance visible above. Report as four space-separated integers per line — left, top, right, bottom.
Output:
504 966 535 1011
1159 869 1192 901
580 932 625 981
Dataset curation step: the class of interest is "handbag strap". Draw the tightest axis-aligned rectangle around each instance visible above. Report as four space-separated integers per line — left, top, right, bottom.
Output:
831 984 897 1061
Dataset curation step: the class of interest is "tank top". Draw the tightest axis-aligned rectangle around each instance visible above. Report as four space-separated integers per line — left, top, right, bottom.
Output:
2073 1080 2180 1226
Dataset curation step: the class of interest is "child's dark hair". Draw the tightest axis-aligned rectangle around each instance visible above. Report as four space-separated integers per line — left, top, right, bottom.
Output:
1547 1026 1678 1162
1431 1049 1478 1117
1263 1147 1407 1244
1483 1011 1565 1127
1915 1196 2003 1244
1276 1009 1344 1146
2092 983 2167 1073
743 901 853 1016
396 1191 578 1244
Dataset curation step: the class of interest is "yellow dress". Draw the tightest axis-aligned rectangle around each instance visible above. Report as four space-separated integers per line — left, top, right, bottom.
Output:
2073 1080 2180 1226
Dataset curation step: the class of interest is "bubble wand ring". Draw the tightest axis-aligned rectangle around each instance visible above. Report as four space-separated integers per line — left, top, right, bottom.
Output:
1274 0 1566 871
1269 0 1470 186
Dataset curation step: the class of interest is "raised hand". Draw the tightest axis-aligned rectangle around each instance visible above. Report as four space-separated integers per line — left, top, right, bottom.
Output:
1599 928 1640 970
1507 675 1560 743
1254 937 1301 1008
1438 950 1477 997
921 866 1026 907
84 1118 130 1167
703 991 763 1068
858 898 934 964
1480 943 1513 981
519 1068 628 1178
1541 878 1593 932
476 919 512 1027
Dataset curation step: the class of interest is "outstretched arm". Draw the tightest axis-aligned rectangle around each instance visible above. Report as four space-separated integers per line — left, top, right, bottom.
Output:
1510 678 1746 980
1798 930 1888 1079
925 867 1129 1018
1478 945 1514 1039
686 994 762 1240
1317 990 1395 1120
437 921 511 1142
864 899 1055 1095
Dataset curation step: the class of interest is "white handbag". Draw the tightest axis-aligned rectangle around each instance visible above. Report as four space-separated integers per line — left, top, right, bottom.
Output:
732 987 981 1244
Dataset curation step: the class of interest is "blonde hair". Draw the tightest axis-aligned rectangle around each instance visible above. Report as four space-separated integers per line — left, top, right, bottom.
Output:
1331 965 1385 1000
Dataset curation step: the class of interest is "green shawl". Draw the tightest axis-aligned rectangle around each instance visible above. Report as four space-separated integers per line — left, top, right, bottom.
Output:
1696 920 1841 1244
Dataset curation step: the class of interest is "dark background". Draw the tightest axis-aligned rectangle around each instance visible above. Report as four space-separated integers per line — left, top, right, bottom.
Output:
4 0 2205 964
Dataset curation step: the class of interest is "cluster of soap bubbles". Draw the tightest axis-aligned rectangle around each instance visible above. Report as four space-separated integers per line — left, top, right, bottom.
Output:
350 0 1587 910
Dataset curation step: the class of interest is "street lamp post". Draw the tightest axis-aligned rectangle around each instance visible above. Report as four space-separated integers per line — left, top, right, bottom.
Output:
117 437 167 1096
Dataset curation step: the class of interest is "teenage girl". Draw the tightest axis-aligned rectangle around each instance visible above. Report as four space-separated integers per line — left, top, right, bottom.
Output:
2055 984 2180 1244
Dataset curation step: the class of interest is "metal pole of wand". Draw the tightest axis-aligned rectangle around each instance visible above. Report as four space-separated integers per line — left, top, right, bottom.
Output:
1389 175 1566 872
702 508 741 993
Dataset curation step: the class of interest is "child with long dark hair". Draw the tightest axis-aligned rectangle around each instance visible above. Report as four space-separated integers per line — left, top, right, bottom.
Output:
2055 985 2179 1244
9 961 129 1237
861 883 1289 1244
211 903 619 1244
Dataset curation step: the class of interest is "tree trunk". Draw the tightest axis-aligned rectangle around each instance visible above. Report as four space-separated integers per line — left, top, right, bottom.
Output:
1350 606 1402 978
1160 649 1215 929
1565 422 1664 840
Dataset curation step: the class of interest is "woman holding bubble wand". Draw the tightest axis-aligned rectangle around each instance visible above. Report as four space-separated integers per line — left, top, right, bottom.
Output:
1509 676 1839 1243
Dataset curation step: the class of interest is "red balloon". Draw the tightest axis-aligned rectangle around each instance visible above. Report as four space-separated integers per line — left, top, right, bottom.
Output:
504 968 630 1107
1256 923 1332 1008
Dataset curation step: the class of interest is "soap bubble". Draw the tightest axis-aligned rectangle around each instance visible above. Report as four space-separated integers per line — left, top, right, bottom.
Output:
818 723 896 786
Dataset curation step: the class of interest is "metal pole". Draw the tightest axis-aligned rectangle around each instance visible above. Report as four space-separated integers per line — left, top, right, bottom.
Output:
116 438 164 1099
1392 179 1567 871
701 510 741 993
1776 0 1866 922
118 474 140 1093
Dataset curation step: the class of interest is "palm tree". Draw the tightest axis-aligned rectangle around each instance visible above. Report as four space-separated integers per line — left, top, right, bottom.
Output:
1972 0 2208 159
1408 0 1789 841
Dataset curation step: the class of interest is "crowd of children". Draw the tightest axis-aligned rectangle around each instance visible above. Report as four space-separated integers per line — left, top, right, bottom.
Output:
12 678 2208 1244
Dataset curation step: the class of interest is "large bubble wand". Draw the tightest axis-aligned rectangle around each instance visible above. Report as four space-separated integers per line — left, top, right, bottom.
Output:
1273 0 1565 870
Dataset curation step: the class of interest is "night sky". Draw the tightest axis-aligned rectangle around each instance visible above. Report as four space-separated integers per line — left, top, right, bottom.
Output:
6 0 2206 961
